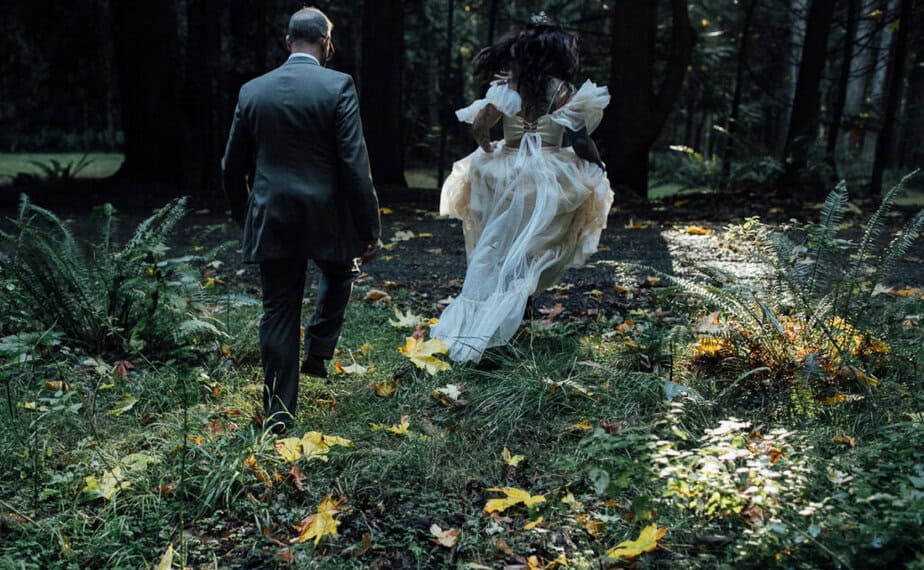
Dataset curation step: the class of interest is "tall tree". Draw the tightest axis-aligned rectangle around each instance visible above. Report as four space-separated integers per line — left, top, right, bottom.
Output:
360 0 407 188
722 0 759 183
782 0 836 194
602 0 696 199
437 0 456 186
870 0 914 194
825 0 860 176
110 0 189 187
185 0 224 194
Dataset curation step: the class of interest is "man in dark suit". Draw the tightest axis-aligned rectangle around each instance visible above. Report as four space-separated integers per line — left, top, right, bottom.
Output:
222 7 381 432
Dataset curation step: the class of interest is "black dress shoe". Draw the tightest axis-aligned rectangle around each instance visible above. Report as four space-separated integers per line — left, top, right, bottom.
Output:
300 354 328 379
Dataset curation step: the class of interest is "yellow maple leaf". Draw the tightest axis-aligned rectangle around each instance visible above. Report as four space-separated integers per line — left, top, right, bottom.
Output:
502 447 525 467
374 379 399 397
398 337 451 375
523 516 543 530
605 524 667 559
294 495 342 545
275 437 304 463
370 415 411 435
484 487 546 513
299 432 331 463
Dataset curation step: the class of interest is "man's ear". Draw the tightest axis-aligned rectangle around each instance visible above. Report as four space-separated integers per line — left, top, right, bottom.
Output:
285 35 292 52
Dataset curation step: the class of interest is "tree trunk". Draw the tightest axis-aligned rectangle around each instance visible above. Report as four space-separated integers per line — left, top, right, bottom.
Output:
777 0 809 154
360 0 407 187
110 0 189 187
898 43 924 168
783 0 836 195
825 0 860 176
722 0 759 183
437 0 455 186
870 0 914 194
185 0 224 194
486 0 500 46
602 0 697 200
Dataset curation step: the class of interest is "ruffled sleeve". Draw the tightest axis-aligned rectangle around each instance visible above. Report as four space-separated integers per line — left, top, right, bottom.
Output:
549 80 610 134
454 80 523 123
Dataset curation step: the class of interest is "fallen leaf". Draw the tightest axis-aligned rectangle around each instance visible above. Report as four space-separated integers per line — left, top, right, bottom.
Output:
154 544 174 570
605 524 667 560
432 383 466 407
374 379 399 397
83 466 130 500
538 303 565 320
502 447 525 467
43 380 68 393
833 435 856 448
293 495 342 545
430 524 460 547
523 516 543 530
379 207 394 215
113 360 135 379
484 487 546 513
389 307 428 328
398 336 451 375
568 419 593 431
370 415 411 435
289 465 305 491
392 230 415 242
364 289 392 303
577 513 604 536
684 225 712 235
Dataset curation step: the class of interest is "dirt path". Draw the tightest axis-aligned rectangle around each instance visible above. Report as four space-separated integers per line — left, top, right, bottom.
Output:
3 188 922 322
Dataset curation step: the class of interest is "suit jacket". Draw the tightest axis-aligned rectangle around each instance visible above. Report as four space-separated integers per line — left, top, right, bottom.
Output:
222 57 381 263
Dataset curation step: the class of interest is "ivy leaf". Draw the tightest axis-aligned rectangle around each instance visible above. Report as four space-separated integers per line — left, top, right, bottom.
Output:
398 337 451 375
605 524 667 559
293 495 343 545
483 487 546 513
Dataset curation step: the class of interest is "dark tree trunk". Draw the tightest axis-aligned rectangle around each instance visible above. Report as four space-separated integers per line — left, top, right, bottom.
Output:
486 0 500 45
602 0 697 200
898 44 924 168
110 0 189 188
360 0 407 187
783 0 836 196
870 0 914 194
185 0 224 194
437 0 455 185
825 0 860 177
722 0 759 183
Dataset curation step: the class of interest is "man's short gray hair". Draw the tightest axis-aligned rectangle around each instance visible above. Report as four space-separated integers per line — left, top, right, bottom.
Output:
289 7 332 44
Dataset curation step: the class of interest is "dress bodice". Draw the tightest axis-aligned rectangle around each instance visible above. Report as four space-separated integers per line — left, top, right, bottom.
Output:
502 114 565 148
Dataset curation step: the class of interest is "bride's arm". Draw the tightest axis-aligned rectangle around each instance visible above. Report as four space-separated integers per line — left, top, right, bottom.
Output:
473 104 502 153
568 126 605 170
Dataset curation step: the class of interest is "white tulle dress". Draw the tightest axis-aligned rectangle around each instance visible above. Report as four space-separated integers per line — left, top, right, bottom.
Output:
431 79 614 363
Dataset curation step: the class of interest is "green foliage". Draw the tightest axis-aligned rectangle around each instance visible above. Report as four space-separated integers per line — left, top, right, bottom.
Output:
1 196 220 356
10 154 95 186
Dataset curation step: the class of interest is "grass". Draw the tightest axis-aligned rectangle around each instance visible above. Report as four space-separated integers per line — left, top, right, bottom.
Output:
0 153 125 184
2 274 922 569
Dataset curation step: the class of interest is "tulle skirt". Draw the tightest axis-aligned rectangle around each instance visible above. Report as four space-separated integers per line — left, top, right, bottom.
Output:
431 138 613 363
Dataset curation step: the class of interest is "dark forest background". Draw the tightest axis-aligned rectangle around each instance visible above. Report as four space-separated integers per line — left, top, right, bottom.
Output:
1 0 922 202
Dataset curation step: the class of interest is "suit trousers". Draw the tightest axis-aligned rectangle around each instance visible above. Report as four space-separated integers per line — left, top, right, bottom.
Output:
259 257 356 422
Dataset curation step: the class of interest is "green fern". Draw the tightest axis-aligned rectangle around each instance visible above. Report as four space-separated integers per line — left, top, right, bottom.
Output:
4 195 215 356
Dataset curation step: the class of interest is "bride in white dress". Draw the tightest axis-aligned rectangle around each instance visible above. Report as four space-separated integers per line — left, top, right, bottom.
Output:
431 15 614 363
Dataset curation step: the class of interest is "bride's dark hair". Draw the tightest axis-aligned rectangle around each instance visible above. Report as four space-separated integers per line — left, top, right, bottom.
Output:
472 16 579 111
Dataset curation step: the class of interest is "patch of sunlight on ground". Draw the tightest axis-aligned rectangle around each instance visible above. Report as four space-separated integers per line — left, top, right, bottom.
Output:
0 152 124 184
405 168 440 190
662 226 769 284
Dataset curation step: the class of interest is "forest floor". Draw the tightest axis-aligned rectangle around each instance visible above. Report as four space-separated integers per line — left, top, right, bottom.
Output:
1 182 923 569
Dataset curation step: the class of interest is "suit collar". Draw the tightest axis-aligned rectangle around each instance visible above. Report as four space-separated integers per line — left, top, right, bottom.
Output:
286 53 321 66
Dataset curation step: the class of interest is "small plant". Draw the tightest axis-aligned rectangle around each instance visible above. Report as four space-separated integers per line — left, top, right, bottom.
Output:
1 195 221 356
11 154 95 186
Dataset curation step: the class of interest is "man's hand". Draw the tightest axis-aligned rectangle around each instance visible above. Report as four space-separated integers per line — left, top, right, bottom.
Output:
361 239 384 263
